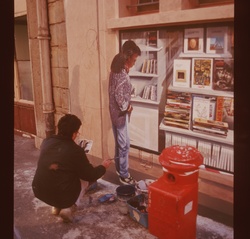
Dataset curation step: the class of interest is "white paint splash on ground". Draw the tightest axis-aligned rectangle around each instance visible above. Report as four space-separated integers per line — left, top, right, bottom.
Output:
197 215 233 239
62 228 82 239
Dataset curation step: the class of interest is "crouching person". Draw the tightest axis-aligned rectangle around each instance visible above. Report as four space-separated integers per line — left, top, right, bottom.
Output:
32 114 111 222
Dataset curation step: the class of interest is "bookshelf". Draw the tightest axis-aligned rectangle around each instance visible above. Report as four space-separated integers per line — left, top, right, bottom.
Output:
120 30 167 152
160 119 233 146
160 23 234 174
168 85 234 98
120 23 234 172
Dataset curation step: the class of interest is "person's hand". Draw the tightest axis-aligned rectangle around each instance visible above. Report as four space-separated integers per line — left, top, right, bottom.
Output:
102 158 112 169
127 104 133 113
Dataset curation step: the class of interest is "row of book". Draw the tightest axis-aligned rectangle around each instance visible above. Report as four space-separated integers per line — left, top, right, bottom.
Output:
183 26 232 55
141 59 157 74
172 58 234 91
164 91 191 129
164 132 234 173
142 84 157 101
192 118 228 138
163 90 234 136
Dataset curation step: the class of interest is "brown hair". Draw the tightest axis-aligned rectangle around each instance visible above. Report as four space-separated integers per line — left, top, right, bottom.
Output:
111 40 141 73
57 114 82 138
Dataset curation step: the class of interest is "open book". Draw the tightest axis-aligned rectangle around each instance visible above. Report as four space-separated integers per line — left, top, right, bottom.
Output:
77 139 93 153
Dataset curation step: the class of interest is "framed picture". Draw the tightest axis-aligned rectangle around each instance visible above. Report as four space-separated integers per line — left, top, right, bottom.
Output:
206 26 228 54
191 58 213 89
172 59 191 88
213 58 234 91
184 28 204 54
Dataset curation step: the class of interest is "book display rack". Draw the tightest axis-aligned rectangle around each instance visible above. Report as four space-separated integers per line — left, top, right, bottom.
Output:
120 23 234 174
161 23 234 173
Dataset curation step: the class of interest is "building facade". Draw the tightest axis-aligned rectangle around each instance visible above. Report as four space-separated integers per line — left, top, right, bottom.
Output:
14 0 234 217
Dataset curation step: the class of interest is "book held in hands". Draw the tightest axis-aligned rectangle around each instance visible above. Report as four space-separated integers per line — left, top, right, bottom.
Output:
77 139 93 153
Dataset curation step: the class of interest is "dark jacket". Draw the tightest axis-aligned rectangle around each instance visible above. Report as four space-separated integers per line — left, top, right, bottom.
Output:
108 68 132 127
32 135 106 208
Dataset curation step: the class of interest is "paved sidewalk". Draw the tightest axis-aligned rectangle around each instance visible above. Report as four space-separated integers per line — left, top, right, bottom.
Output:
14 134 233 239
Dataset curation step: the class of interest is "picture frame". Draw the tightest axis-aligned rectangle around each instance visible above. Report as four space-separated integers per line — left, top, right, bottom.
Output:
172 59 191 88
191 58 213 89
184 28 204 54
213 58 234 91
206 26 228 54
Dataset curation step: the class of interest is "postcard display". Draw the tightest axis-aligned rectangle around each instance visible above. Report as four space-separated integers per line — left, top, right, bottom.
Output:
161 24 234 173
120 30 168 152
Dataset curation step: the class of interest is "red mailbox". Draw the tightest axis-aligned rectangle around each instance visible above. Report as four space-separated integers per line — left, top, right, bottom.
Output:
148 145 203 239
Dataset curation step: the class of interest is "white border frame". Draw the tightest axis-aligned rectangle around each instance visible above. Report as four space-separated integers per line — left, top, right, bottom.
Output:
172 59 191 88
206 26 228 54
184 28 204 54
191 58 213 89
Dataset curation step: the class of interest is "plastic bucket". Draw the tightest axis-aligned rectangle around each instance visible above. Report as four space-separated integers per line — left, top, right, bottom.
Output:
116 185 136 214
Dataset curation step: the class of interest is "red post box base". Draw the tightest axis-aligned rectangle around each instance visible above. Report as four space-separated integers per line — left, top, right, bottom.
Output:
148 175 198 239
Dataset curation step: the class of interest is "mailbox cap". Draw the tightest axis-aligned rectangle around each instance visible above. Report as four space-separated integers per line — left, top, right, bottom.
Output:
159 145 203 173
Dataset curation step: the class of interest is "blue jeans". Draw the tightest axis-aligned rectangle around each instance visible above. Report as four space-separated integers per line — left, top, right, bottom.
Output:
112 114 130 178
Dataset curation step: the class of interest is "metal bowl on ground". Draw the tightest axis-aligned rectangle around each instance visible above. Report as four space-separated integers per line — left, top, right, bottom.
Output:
116 185 136 214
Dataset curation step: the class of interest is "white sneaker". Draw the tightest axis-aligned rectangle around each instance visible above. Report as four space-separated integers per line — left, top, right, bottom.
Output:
51 207 61 215
59 205 77 223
